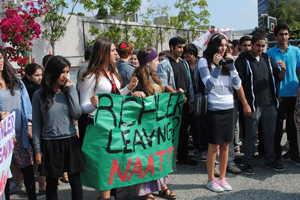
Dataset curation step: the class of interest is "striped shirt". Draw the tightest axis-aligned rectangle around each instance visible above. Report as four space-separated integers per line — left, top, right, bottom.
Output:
198 58 241 111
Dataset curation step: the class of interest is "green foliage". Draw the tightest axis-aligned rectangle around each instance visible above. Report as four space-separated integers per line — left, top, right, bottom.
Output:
174 0 210 41
131 27 156 49
86 24 130 47
82 0 141 48
268 0 300 39
42 0 80 55
130 0 171 51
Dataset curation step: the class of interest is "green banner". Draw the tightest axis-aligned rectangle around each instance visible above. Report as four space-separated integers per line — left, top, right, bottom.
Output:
81 92 184 191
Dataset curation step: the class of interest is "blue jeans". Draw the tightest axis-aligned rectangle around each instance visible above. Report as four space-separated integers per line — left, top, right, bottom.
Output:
243 105 277 166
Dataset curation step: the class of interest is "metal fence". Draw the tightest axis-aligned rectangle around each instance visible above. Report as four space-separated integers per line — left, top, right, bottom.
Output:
266 39 300 49
82 21 248 53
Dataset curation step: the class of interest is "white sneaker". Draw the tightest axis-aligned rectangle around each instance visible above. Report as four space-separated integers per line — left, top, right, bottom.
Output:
188 148 199 157
219 178 232 191
206 178 224 192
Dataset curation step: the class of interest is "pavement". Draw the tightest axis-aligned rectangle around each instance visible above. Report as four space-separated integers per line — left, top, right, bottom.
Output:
10 133 300 200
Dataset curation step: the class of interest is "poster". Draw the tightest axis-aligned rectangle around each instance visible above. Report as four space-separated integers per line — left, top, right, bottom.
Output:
294 97 300 154
0 112 15 198
81 93 184 191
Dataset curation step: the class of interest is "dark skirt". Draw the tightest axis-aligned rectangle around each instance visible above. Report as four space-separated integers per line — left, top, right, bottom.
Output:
39 136 84 178
206 109 234 144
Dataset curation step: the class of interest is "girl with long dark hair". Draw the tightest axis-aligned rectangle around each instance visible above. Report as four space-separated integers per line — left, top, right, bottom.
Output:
32 56 84 200
22 63 46 194
132 48 177 200
0 49 37 200
198 34 245 192
80 38 138 200
22 63 42 101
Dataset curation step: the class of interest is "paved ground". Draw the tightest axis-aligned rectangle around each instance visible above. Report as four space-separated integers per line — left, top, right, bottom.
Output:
10 134 300 200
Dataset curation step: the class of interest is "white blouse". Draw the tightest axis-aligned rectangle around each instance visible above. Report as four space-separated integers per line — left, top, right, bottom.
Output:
80 73 131 118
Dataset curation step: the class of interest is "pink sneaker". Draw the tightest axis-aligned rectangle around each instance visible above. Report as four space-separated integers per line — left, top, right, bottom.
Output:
219 178 232 191
206 178 224 192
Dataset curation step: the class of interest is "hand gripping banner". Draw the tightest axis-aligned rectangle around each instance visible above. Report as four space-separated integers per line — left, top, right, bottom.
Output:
81 93 184 191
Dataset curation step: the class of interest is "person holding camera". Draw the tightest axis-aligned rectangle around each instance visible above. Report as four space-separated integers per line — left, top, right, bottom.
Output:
198 34 248 192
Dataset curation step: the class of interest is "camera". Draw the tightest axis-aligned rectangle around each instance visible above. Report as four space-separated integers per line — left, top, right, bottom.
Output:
219 57 234 66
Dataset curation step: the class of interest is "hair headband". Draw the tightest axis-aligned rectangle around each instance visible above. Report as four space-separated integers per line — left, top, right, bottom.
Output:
138 50 158 65
119 42 129 49
212 33 228 41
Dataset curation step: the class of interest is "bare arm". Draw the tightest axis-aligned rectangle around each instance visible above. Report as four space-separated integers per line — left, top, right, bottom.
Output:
165 85 187 103
277 60 286 81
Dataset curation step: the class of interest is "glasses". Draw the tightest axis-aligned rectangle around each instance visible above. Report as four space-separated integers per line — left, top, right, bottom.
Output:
278 33 289 36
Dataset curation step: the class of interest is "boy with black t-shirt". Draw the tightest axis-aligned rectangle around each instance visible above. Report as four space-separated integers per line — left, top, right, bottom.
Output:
235 34 286 174
157 37 197 165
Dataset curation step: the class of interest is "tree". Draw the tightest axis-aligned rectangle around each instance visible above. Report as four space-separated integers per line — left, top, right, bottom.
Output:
268 0 300 39
42 0 81 55
82 0 141 46
0 0 49 68
130 0 171 51
174 0 210 41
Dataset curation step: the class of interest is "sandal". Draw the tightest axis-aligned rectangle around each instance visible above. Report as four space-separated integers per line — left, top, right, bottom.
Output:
159 188 177 199
143 193 157 200
61 172 69 183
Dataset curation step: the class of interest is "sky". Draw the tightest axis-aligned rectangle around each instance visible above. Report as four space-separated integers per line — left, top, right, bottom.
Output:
64 0 258 31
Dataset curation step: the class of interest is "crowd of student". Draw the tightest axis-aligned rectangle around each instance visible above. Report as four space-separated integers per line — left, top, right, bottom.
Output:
1 22 300 200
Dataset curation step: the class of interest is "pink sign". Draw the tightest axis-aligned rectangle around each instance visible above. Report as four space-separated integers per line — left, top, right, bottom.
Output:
0 112 15 198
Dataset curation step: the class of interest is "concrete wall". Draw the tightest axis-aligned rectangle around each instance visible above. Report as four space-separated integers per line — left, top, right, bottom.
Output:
0 13 247 83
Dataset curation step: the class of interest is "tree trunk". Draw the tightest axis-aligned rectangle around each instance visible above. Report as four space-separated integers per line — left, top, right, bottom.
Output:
51 42 55 55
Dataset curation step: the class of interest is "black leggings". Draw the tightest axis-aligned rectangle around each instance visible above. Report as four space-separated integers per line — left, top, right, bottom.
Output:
20 165 37 200
5 178 10 200
46 172 83 200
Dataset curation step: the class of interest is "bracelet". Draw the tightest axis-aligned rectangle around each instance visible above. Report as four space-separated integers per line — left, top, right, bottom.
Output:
126 85 133 91
28 122 32 126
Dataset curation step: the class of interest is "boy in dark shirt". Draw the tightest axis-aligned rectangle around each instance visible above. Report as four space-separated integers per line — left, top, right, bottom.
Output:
157 37 196 165
235 34 286 174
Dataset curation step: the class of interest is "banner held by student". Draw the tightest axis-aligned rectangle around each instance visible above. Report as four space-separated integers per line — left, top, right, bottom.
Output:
0 112 15 199
81 93 184 191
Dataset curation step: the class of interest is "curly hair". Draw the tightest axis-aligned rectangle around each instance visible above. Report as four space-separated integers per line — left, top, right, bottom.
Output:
117 42 133 59
0 49 23 95
134 48 163 96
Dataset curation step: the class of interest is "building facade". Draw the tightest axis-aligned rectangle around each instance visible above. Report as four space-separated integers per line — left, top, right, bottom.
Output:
257 0 284 28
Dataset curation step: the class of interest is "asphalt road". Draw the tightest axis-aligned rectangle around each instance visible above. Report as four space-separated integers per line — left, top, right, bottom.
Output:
10 134 300 200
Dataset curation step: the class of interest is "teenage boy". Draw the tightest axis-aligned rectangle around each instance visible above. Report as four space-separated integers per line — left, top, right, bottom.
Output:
232 40 240 59
158 51 170 63
183 44 208 160
157 37 197 165
267 22 300 165
235 34 286 174
239 36 251 52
